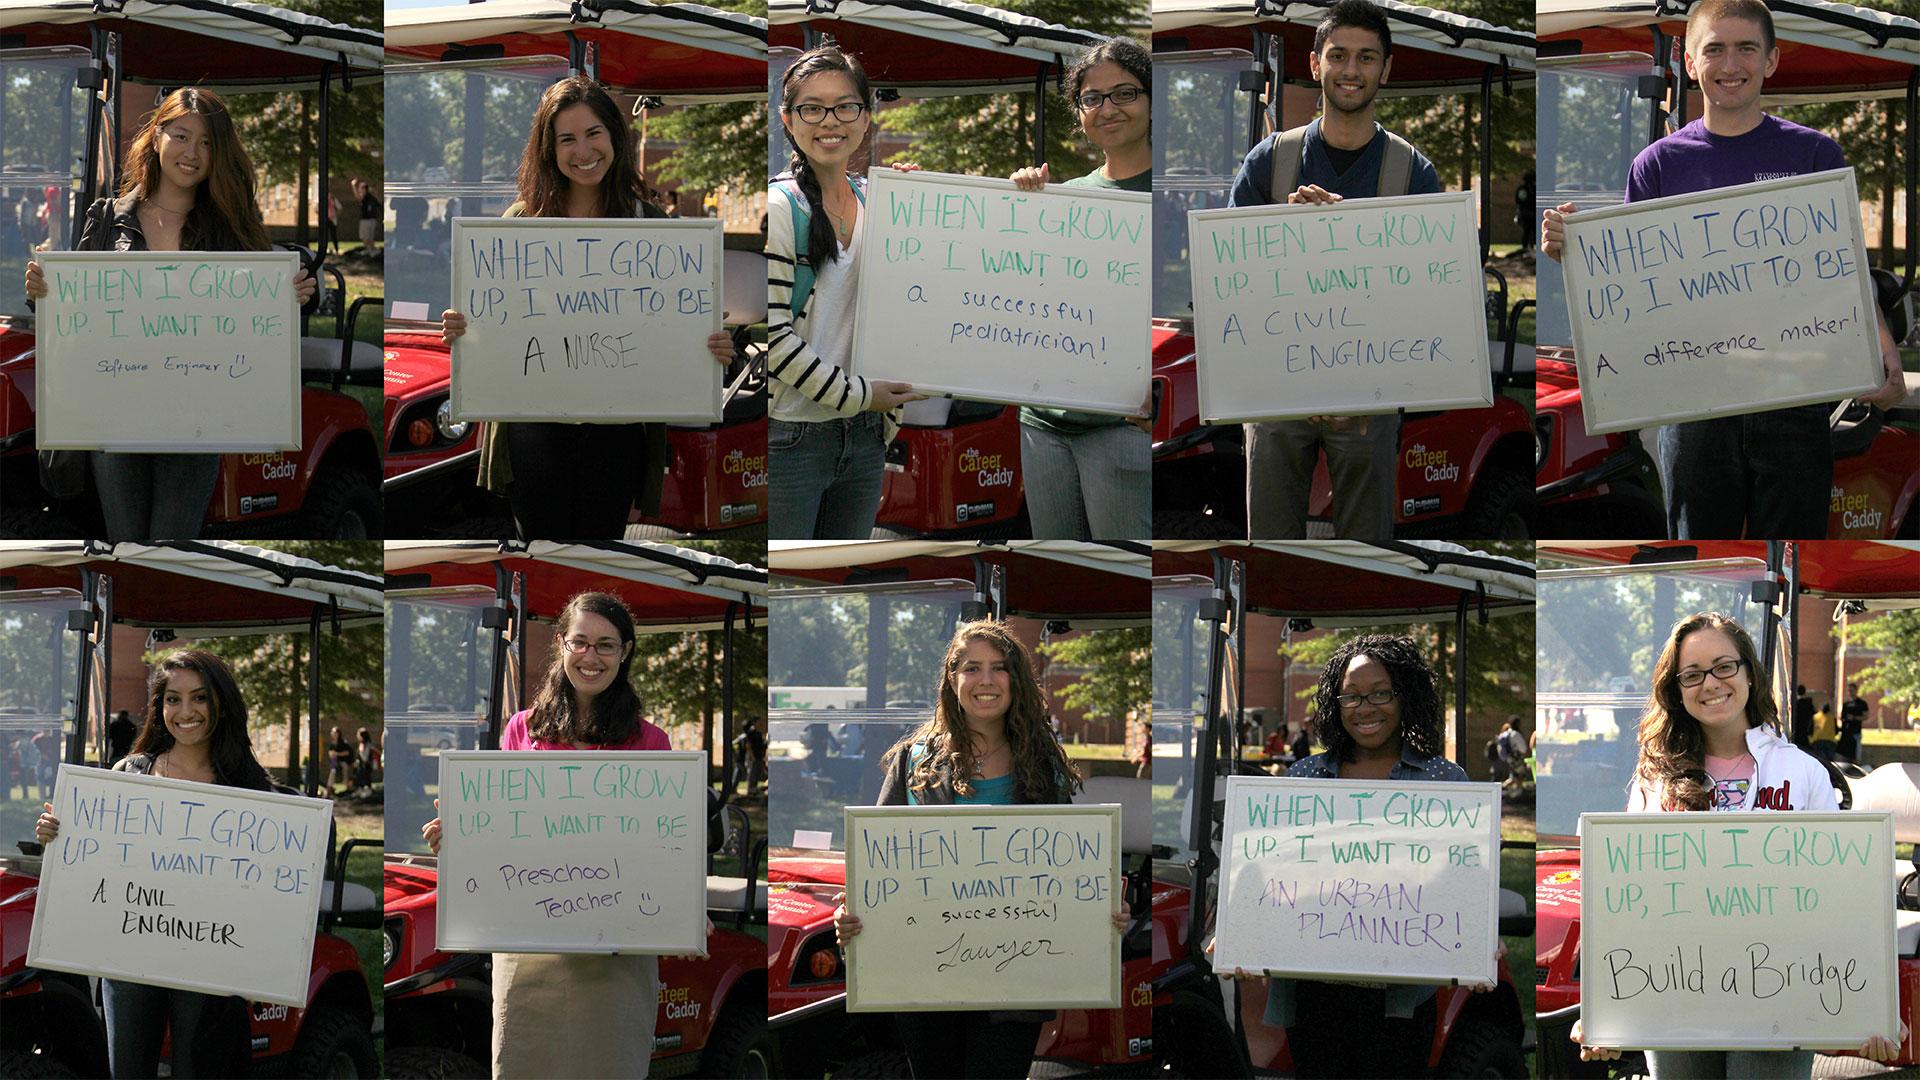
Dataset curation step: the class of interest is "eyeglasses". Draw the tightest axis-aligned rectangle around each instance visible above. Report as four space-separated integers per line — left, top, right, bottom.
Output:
1076 86 1143 112
562 638 625 658
1336 690 1399 710
1676 659 1746 688
788 102 868 125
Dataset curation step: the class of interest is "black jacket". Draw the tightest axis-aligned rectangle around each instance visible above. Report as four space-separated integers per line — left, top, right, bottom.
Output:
77 192 254 253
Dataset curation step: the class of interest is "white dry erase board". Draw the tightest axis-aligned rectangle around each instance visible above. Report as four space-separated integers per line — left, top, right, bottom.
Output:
1188 191 1493 423
1579 811 1898 1051
36 250 301 451
1561 169 1884 434
1213 776 1501 986
851 168 1151 416
27 765 330 1006
843 803 1122 1012
449 217 723 423
436 751 707 954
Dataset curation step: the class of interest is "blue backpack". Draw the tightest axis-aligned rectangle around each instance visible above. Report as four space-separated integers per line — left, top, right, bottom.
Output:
773 173 865 321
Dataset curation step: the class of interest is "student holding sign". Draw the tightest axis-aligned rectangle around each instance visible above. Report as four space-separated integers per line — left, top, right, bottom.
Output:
439 77 733 540
1224 0 1439 541
1542 0 1907 539
23 88 315 542
1005 37 1153 539
34 650 279 1078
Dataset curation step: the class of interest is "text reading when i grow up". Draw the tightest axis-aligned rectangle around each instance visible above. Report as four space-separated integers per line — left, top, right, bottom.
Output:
1573 195 1862 378
54 263 285 381
880 188 1143 362
1207 209 1465 372
1238 789 1485 954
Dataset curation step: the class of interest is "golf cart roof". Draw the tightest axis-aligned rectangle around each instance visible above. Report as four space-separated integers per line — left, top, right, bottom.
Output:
0 541 383 634
1152 540 1535 624
1539 541 1920 605
769 0 1103 94
385 0 767 99
0 0 382 85
767 540 1150 622
385 539 767 630
1153 0 1536 91
1541 0 1920 99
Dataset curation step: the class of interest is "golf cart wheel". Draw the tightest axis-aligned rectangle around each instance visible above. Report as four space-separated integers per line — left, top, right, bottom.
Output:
385 1046 487 1079
0 1050 77 1079
1461 466 1533 539
299 463 382 539
833 1050 912 1078
1437 1017 1527 1078
1155 989 1252 1078
1151 507 1238 540
286 1006 378 1079
699 1001 778 1078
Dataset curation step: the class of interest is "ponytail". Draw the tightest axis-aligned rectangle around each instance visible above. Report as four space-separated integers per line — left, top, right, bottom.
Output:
779 46 874 271
789 148 840 270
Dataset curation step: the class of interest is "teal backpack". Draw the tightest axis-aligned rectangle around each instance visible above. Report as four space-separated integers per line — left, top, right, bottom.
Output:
773 173 865 321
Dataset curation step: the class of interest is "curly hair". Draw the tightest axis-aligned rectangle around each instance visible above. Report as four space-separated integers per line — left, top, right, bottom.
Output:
1066 37 1151 103
525 592 645 747
883 620 1082 803
1311 634 1444 763
515 76 653 219
1636 612 1777 811
131 650 272 791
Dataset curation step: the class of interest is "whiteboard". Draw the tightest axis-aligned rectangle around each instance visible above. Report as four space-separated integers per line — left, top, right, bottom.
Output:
449 217 723 423
27 765 330 1006
1213 776 1501 986
843 804 1122 1011
436 751 707 954
1580 811 1899 1050
851 168 1150 416
36 250 301 451
1188 192 1493 423
1562 169 1884 434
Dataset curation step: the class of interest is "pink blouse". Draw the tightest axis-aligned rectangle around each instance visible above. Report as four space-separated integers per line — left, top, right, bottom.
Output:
499 708 671 751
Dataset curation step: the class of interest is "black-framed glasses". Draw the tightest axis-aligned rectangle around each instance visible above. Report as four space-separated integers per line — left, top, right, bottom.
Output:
1336 689 1398 710
788 102 868 124
1076 86 1143 112
562 638 625 658
1676 659 1746 688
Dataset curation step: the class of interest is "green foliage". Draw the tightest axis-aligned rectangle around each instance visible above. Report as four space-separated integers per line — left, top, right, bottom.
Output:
648 102 769 197
627 541 767 743
1841 611 1920 706
1040 627 1151 730
1372 0 1534 191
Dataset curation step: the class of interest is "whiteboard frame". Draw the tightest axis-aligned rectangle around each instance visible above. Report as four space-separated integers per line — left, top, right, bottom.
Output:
1579 810 1900 1051
36 249 302 451
1561 168 1884 435
851 167 1152 416
1213 775 1502 986
448 217 724 423
26 765 330 1006
843 803 1124 1012
434 750 709 955
1188 191 1494 424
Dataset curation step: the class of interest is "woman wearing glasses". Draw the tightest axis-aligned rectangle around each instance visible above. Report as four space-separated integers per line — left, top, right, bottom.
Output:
1006 37 1152 540
421 591 706 1078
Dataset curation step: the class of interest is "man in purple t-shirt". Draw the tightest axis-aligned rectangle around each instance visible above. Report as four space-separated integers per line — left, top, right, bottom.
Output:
1543 0 1906 539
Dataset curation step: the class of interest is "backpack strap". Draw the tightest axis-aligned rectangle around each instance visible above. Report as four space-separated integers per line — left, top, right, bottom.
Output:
907 741 928 807
1376 128 1415 197
1269 124 1311 203
775 174 866 322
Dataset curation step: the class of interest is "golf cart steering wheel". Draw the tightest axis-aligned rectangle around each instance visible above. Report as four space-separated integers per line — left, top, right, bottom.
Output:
1821 757 1853 810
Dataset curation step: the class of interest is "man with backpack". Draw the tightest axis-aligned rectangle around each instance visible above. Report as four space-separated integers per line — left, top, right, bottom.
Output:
1227 0 1440 540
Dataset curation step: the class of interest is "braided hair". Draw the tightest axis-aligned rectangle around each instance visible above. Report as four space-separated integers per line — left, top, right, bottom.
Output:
778 47 874 270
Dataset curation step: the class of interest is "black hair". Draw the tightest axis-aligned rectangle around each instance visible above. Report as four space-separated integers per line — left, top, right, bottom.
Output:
1311 634 1443 763
1313 0 1393 59
132 650 273 791
1066 37 1152 103
779 46 874 271
525 592 645 747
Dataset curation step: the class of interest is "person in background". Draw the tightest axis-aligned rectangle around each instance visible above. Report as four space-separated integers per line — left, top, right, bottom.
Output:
1810 697 1838 761
1840 682 1868 762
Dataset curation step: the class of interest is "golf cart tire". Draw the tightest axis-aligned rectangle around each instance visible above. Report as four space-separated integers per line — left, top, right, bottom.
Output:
385 1046 488 1080
300 462 382 539
699 998 778 1078
0 506 82 541
832 1049 913 1078
1437 1017 1528 1079
1461 465 1533 539
1155 989 1252 1078
0 1051 77 1079
286 1005 379 1079
1152 507 1239 540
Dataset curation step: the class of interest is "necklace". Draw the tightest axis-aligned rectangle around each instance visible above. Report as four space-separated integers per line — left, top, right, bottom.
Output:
141 199 192 225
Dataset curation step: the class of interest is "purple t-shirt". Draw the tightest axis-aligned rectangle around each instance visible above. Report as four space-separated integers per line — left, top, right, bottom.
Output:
1626 114 1845 203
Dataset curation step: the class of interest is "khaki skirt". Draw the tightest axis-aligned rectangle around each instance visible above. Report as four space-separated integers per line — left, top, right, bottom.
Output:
491 951 660 1079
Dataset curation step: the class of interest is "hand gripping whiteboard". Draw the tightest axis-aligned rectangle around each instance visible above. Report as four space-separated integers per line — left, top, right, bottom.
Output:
436 751 707 954
36 250 301 451
844 803 1122 1011
1561 169 1884 434
851 168 1151 416
449 217 723 423
1213 776 1501 986
27 765 330 1006
1580 811 1898 1051
1188 191 1493 423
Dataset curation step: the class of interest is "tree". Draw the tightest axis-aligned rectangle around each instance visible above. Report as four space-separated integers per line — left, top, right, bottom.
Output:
1040 627 1151 734
1841 610 1920 707
642 0 765 199
1373 0 1534 192
626 540 767 761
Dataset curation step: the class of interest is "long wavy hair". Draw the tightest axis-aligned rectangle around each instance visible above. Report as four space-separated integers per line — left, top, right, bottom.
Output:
779 46 874 271
1312 634 1445 764
525 592 645 747
515 76 651 219
120 88 269 251
130 650 272 790
1636 612 1777 811
883 620 1081 803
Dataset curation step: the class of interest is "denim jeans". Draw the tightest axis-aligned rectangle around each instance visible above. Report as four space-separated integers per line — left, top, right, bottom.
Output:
1655 404 1832 539
1645 1049 1816 1079
768 413 886 539
90 452 218 542
1244 415 1398 540
1018 421 1149 540
102 978 213 1078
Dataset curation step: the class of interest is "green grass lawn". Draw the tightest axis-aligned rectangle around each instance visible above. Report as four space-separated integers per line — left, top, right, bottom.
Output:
1863 729 1920 746
1500 838 1537 1078
332 806 383 1068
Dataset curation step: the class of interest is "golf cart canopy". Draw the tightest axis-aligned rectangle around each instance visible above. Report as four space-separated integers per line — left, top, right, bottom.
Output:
767 540 1149 623
1153 540 1535 624
769 0 1101 94
1539 540 1920 606
385 0 767 100
0 0 383 85
0 541 382 634
385 539 767 631
1153 0 1536 92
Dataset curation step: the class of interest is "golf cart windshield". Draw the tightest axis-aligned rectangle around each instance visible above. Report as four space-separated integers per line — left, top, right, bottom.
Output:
1153 575 1215 859
384 585 496 855
1154 49 1257 323
1534 558 1776 840
0 588 82 846
0 47 92 322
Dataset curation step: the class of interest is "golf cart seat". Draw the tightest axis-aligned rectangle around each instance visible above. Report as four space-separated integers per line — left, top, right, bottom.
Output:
299 336 385 383
321 878 383 930
707 873 769 916
1851 763 1920 954
724 250 767 326
1080 775 1152 857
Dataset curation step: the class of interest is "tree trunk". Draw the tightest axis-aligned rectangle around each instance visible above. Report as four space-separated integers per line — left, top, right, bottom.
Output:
286 640 302 787
1459 98 1474 192
1883 101 1897 265
296 93 312 247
